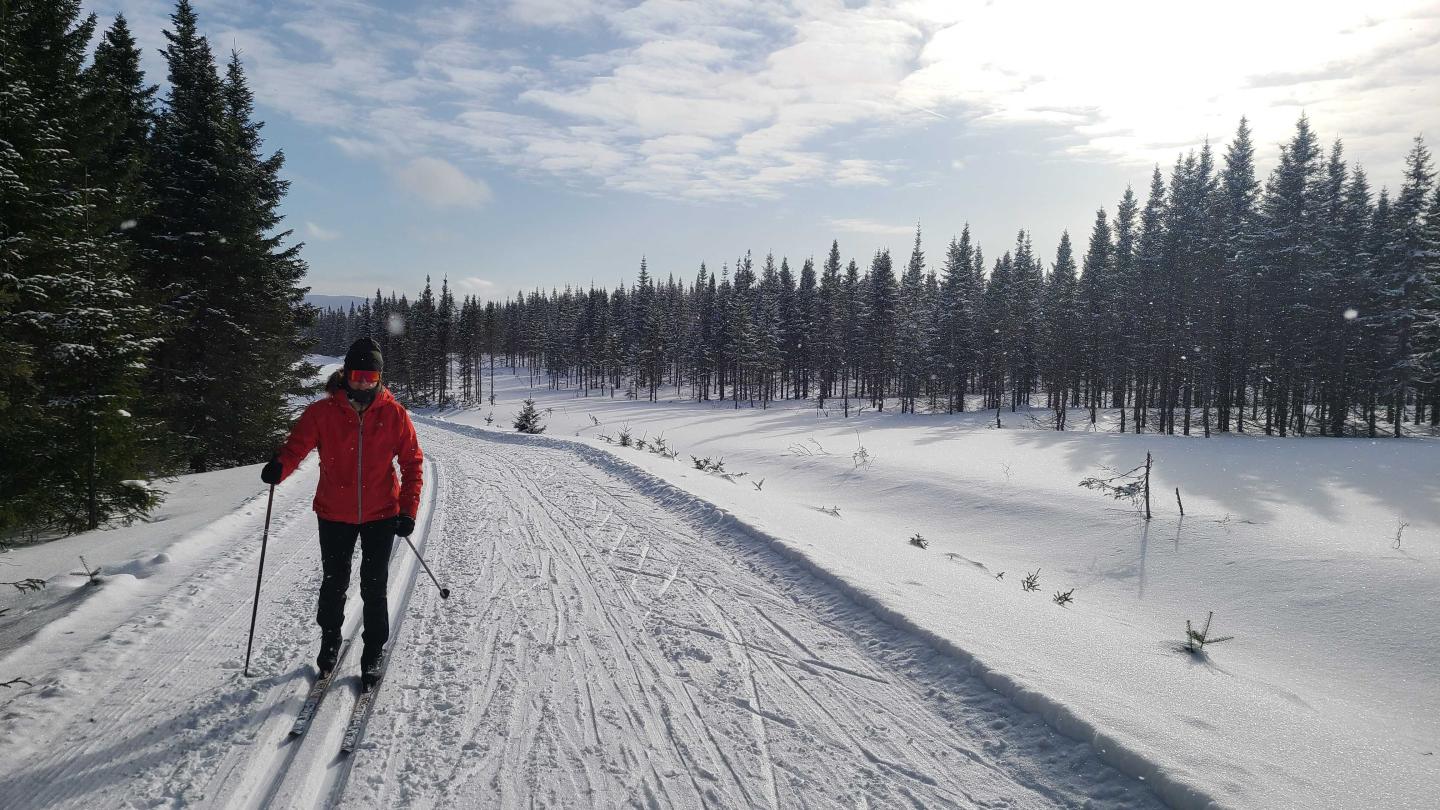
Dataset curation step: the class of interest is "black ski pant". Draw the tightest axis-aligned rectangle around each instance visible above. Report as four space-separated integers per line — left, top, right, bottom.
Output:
316 516 396 652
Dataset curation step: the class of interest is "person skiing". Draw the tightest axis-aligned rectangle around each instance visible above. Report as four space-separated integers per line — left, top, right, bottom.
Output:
261 337 423 689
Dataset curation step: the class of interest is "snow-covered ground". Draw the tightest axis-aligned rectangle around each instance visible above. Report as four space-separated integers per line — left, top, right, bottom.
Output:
0 363 1434 808
429 370 1439 809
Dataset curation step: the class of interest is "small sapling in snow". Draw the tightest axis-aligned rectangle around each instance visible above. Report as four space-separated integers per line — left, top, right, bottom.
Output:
647 437 679 459
752 478 765 491
1184 611 1235 654
3 578 46 594
1079 452 1153 519
512 399 547 434
79 556 101 586
1394 520 1409 550
816 505 841 517
617 426 633 447
1021 569 1041 592
483 412 494 426
1052 588 1075 607
588 413 601 427
909 533 928 549
1 677 33 689
786 439 830 456
994 571 1005 580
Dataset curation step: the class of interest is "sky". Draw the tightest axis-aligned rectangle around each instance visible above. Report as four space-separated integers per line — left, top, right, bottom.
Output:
92 0 1440 299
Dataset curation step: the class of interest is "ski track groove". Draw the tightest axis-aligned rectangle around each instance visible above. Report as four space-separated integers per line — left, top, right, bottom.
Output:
0 422 1167 810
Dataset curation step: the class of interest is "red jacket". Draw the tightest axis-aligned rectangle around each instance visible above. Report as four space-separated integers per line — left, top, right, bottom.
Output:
276 379 423 524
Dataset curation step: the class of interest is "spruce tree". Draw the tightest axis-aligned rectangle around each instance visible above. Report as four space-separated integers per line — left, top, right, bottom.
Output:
0 1 160 535
1078 209 1112 422
1374 137 1436 434
513 398 546 434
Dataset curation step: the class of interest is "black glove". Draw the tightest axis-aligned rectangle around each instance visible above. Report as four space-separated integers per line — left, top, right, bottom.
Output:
394 514 415 537
261 455 283 485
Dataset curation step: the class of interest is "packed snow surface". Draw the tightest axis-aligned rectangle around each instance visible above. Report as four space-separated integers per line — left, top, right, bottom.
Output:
0 365 1435 808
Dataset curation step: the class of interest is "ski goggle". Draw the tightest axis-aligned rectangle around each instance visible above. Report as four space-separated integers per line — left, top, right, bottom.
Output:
348 369 381 386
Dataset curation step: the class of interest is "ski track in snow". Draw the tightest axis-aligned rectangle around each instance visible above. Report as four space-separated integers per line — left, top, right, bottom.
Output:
0 424 1164 809
346 425 1162 809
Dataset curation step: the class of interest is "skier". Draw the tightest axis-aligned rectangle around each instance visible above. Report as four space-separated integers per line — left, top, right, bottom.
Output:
261 337 423 688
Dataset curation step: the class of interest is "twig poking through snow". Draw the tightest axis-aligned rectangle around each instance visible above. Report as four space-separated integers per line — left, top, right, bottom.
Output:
78 556 101 586
1184 611 1235 653
3 578 45 594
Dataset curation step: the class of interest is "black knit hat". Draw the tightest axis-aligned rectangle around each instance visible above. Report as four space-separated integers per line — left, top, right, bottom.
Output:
343 337 383 374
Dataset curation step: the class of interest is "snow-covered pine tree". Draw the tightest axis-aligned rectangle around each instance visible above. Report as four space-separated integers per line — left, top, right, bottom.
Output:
1132 168 1169 432
1214 119 1260 433
813 241 843 407
1372 137 1437 435
140 2 313 472
1042 232 1078 428
864 249 896 410
938 229 976 412
1078 209 1112 423
896 227 927 413
0 1 162 536
795 257 817 400
512 398 546 434
840 257 861 415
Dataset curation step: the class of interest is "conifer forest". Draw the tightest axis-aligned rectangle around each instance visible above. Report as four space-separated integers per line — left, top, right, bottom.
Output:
5 0 1440 542
313 116 1440 442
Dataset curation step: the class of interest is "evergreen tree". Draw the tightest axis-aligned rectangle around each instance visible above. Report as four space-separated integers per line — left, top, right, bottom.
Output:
1042 231 1078 427
0 0 160 535
143 0 318 471
513 398 546 434
1373 137 1437 434
1078 209 1112 422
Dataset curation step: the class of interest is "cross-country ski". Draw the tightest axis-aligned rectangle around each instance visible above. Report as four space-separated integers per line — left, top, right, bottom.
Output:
289 640 353 738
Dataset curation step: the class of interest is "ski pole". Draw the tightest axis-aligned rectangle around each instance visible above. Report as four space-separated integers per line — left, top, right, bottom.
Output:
243 484 276 677
401 534 450 600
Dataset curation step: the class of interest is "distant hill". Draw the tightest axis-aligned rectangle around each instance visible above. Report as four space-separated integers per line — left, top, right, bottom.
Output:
305 294 369 311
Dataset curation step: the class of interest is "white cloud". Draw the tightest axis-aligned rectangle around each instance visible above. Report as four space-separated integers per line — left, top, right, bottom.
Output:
455 276 498 292
834 159 892 187
826 217 917 236
897 0 1440 170
152 0 1440 204
305 221 341 240
506 0 613 28
390 157 493 208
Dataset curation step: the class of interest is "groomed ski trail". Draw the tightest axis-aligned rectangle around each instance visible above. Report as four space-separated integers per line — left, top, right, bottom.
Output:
344 422 1164 809
0 456 439 810
0 422 1165 808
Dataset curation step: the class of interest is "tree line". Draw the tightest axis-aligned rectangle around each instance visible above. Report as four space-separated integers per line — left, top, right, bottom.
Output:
1 0 312 538
313 117 1440 439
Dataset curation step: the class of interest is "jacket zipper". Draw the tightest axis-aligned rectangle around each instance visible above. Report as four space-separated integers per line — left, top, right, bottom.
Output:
356 409 365 523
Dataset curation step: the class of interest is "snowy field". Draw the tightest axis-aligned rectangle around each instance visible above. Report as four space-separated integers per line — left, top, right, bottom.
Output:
0 361 1435 808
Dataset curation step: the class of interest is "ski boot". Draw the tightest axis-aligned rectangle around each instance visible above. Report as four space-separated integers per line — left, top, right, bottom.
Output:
316 631 342 676
360 646 386 691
